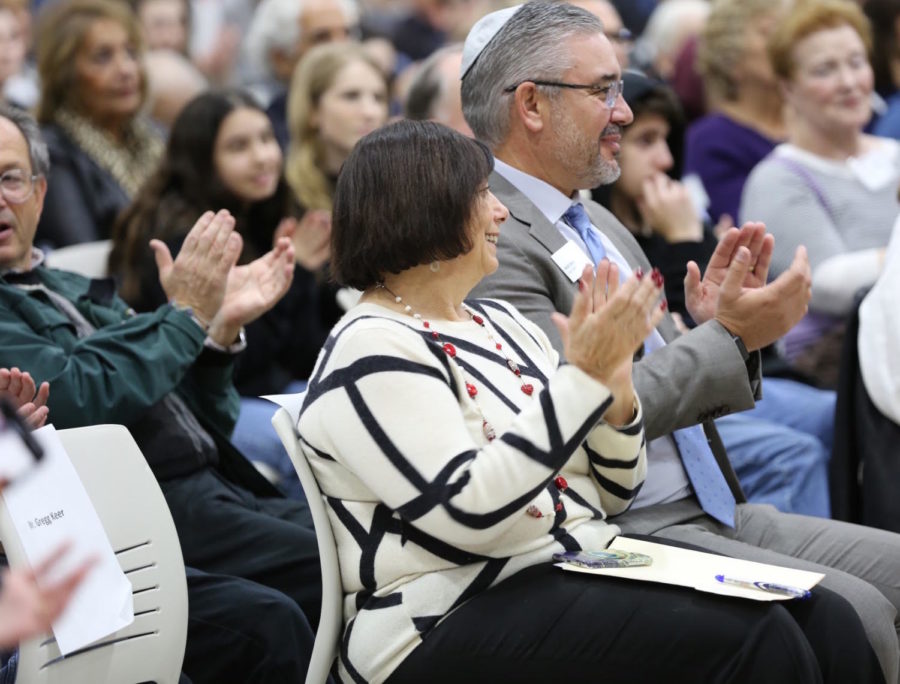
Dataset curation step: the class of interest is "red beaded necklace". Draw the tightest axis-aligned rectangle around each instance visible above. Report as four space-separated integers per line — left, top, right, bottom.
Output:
377 282 535 439
377 283 568 519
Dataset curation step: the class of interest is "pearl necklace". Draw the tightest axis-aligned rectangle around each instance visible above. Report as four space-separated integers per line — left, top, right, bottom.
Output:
377 283 568 519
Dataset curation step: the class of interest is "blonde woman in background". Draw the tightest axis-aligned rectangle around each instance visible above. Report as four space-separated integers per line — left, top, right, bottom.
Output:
684 0 791 225
285 41 389 326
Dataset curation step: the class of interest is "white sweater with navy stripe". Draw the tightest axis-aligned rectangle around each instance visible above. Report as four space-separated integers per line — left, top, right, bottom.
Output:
298 298 647 683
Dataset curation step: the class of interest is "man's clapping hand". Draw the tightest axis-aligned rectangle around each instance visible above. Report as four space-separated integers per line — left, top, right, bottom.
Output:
0 367 49 429
683 222 811 351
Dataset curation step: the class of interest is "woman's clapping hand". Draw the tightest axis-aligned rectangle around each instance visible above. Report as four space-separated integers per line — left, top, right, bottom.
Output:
552 262 664 425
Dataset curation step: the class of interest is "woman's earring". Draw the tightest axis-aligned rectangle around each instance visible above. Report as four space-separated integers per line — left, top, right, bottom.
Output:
430 261 441 273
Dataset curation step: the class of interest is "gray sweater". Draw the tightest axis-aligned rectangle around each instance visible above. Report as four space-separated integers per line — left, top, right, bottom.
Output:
740 141 900 314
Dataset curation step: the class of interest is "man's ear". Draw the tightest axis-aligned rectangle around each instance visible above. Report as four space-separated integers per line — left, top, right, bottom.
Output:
512 83 547 134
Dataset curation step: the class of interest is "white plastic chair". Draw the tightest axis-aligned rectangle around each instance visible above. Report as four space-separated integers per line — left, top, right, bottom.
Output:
0 424 188 683
44 240 113 278
272 405 343 684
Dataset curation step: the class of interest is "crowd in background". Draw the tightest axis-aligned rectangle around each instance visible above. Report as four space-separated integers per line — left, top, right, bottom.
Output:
2 0 900 680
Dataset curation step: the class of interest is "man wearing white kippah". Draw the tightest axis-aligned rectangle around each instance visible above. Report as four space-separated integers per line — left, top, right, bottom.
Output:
464 3 900 682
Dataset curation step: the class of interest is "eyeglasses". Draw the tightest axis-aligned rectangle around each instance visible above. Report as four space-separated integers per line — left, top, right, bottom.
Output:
0 170 38 204
605 28 633 44
503 78 625 108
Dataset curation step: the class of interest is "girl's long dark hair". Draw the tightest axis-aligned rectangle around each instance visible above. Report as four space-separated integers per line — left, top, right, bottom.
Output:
110 89 294 306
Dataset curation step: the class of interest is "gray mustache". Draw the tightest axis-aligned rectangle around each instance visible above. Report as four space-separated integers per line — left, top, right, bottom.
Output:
600 124 622 137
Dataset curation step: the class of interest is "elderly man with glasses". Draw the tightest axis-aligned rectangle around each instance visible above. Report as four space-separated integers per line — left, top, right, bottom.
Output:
0 104 323 682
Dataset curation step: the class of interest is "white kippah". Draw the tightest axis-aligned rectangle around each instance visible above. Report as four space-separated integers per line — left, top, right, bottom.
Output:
460 4 523 80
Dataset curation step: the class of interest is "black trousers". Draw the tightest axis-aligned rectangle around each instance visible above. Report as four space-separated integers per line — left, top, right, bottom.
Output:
387 562 882 684
160 467 322 628
182 567 314 684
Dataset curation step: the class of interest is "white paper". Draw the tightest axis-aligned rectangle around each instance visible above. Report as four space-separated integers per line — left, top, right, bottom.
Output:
262 392 307 424
551 241 594 282
559 537 824 601
2 424 134 653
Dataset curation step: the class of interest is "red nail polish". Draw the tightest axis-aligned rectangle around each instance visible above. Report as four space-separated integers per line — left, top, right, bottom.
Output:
660 300 668 311
577 279 585 292
635 267 644 279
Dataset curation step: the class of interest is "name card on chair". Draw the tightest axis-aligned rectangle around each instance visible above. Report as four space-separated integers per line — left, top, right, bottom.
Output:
1 424 134 654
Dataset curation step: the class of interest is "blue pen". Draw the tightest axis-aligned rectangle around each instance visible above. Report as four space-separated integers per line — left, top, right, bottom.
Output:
714 574 811 600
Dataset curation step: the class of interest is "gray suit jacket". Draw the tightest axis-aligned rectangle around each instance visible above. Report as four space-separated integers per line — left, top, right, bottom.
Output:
472 170 757 507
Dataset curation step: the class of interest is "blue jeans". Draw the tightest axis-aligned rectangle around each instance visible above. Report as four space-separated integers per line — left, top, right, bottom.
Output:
230 381 308 500
716 378 836 518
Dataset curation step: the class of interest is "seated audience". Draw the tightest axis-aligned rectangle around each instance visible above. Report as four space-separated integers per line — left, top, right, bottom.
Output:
0 1 35 110
298 117 881 684
241 0 358 146
570 0 632 68
463 5 900 680
143 49 209 135
685 0 788 225
596 70 835 518
286 41 389 328
404 43 473 136
131 0 190 55
110 89 327 495
740 0 900 387
34 0 163 249
631 0 708 82
0 105 321 681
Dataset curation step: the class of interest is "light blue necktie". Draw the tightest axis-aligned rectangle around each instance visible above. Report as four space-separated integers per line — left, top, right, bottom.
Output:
671 426 736 527
642 322 736 526
564 202 607 265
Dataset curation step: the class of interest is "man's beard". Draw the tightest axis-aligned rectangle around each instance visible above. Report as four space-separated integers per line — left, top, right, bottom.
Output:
550 106 621 189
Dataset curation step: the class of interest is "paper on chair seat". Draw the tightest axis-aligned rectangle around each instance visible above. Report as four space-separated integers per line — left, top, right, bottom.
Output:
1 424 134 654
558 537 824 601
262 392 307 424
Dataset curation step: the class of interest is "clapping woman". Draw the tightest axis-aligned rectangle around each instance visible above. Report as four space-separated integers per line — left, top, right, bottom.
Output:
296 119 880 683
110 90 327 494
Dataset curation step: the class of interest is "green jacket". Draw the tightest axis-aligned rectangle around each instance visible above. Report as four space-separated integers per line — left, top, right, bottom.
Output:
0 266 279 496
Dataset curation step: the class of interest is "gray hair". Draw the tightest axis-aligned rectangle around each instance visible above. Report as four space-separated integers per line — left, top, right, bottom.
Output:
243 0 358 79
461 2 603 149
632 0 710 73
405 43 464 121
0 105 49 177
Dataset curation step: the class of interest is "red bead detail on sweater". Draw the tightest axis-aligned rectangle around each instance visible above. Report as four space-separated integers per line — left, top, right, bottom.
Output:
521 383 534 396
442 343 456 357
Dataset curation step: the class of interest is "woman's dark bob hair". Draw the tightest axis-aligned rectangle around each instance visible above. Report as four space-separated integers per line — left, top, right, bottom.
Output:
331 119 494 290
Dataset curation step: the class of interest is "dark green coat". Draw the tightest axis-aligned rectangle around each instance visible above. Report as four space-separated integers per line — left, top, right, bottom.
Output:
0 265 280 497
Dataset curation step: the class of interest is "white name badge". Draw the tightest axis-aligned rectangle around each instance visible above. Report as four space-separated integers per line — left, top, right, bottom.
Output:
551 241 594 282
